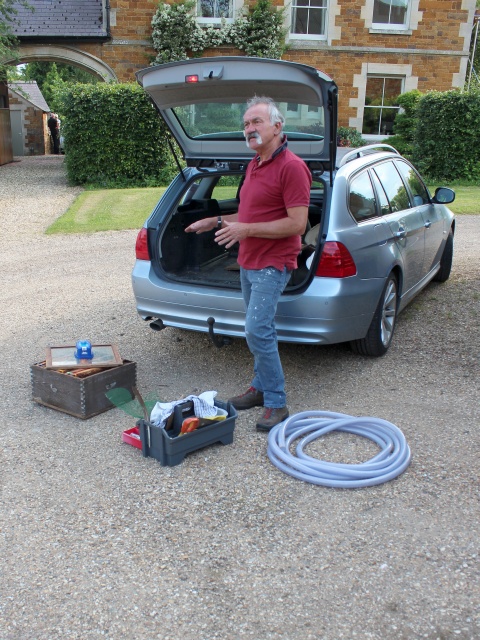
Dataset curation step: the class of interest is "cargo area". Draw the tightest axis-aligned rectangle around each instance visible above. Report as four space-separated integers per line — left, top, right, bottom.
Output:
155 175 325 291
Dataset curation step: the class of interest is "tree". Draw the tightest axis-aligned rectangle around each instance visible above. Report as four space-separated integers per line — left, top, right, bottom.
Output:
0 1 31 78
22 61 99 87
39 62 66 112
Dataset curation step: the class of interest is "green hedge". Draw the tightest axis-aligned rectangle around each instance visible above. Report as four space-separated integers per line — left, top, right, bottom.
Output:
413 89 480 182
58 83 178 187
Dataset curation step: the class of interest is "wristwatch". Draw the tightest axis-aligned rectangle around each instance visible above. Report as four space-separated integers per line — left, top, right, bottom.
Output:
217 215 222 228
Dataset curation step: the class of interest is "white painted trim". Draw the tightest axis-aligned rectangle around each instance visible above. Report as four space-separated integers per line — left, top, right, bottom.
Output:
361 0 422 32
349 62 418 132
285 0 340 45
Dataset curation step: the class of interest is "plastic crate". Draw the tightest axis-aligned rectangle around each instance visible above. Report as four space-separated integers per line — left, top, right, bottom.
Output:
138 399 237 466
122 426 142 449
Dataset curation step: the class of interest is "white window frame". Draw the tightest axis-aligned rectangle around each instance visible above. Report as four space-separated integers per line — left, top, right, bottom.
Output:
362 75 404 136
197 0 235 25
361 0 422 35
289 0 329 41
349 63 419 141
371 0 411 31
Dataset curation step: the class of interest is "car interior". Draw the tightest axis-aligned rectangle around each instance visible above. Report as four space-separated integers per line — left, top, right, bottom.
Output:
158 172 325 290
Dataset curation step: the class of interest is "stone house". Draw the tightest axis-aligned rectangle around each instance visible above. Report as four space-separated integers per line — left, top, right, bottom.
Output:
9 0 478 138
8 81 51 156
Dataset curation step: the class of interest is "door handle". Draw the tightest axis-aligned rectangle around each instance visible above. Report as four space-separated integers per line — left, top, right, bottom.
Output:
394 227 406 239
424 221 431 228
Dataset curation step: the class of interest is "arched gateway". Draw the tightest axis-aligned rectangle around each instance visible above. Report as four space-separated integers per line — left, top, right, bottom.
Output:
8 45 117 83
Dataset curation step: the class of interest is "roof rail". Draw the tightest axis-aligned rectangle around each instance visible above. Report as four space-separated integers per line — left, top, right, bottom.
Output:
337 144 400 168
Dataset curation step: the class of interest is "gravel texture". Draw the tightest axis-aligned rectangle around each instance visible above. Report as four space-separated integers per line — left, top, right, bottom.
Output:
1 155 479 640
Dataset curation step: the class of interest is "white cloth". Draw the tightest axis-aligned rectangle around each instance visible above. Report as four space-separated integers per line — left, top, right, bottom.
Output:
150 391 218 428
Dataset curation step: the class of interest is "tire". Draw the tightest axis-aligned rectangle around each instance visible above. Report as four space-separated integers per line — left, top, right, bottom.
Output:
350 273 398 357
433 230 453 283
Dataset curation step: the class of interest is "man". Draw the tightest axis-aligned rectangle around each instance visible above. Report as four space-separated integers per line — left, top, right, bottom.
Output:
47 112 60 154
185 96 311 431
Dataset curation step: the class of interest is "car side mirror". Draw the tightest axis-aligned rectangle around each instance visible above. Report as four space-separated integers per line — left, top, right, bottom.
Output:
432 187 455 205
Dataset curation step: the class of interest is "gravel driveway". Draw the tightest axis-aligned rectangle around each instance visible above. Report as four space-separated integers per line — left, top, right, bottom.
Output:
1 156 479 640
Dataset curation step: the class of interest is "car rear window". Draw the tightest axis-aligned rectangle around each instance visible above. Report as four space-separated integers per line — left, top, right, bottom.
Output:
349 171 377 222
172 101 325 141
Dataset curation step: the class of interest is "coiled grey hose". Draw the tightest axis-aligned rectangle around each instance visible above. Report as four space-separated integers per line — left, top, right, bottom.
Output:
267 410 411 488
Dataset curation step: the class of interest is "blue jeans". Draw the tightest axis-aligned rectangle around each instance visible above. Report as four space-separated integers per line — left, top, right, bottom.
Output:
240 266 290 408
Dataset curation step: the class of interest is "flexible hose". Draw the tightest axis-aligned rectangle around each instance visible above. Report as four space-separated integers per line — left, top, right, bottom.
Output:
267 410 411 488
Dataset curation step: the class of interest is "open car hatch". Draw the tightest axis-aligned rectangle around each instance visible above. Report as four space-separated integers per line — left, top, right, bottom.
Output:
136 56 338 172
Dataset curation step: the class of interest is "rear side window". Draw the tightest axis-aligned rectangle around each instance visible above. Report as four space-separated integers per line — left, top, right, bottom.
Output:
349 171 377 222
211 175 243 201
395 160 430 206
373 161 411 212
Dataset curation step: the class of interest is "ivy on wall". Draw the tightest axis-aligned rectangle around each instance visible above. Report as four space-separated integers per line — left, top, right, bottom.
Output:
151 0 287 64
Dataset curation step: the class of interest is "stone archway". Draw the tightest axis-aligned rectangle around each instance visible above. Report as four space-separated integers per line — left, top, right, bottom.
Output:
12 44 118 82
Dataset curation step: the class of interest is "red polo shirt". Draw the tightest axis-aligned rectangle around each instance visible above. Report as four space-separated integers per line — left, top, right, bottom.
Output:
237 142 312 271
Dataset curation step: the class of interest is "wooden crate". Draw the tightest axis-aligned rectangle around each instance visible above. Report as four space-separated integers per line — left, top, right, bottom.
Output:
31 360 136 419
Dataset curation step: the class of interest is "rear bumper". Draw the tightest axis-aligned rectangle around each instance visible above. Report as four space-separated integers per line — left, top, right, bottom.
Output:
132 261 383 345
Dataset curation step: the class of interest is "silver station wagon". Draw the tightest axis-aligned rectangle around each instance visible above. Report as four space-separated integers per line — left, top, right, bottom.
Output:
132 57 455 356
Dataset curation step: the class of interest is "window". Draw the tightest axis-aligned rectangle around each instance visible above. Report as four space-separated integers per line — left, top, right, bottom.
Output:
349 171 377 222
291 0 328 38
370 170 391 216
395 160 430 206
372 0 409 28
198 0 232 21
362 76 402 135
373 162 411 213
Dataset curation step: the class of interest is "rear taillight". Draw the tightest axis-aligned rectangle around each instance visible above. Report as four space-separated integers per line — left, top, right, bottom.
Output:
135 228 150 261
315 242 357 278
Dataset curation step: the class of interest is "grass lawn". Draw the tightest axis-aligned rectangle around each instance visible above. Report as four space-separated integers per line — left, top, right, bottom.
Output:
46 184 480 235
46 187 167 234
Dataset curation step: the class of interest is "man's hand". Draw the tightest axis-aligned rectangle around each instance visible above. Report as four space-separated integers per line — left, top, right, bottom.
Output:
185 217 217 234
215 221 250 249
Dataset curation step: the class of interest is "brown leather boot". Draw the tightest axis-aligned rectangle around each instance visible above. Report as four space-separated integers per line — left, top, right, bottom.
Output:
256 406 289 432
229 386 264 410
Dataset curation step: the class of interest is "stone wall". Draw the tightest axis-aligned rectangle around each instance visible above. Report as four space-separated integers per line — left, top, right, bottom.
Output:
8 93 49 155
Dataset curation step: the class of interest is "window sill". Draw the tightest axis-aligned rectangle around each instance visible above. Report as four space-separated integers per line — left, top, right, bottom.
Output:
197 17 234 25
369 27 412 36
288 34 327 41
287 37 328 49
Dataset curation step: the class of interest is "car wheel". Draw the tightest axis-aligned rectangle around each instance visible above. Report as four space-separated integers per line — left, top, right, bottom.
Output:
350 273 398 357
433 230 453 283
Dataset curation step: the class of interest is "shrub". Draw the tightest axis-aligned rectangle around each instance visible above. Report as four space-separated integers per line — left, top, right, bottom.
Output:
413 89 480 182
393 89 422 140
337 127 366 148
382 134 413 158
57 83 178 187
151 0 286 64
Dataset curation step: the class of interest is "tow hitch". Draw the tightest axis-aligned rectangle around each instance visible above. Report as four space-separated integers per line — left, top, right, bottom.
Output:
207 317 232 348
